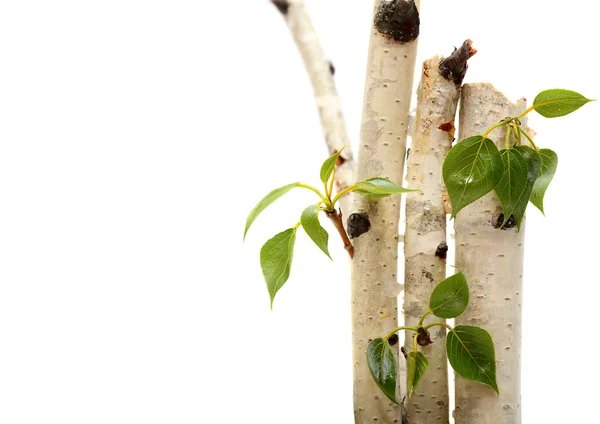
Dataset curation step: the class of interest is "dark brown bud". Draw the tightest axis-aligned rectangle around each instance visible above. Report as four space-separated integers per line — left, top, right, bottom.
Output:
416 327 433 346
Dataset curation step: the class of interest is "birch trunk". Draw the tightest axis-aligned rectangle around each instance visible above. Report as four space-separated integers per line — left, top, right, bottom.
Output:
272 0 355 216
348 1 420 423
403 41 475 424
453 83 527 424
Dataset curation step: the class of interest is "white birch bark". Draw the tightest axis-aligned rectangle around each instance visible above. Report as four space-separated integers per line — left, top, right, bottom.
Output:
272 0 355 216
403 41 476 423
348 1 420 423
453 83 527 424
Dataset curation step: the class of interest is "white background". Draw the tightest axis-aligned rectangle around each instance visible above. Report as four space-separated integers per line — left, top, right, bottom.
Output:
0 1 598 423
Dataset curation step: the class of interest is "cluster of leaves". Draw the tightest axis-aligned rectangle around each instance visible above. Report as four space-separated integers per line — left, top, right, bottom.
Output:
443 89 593 229
368 272 498 403
243 149 416 307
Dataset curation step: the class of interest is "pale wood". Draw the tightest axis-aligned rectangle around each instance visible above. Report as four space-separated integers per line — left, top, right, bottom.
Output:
350 1 421 423
403 55 462 424
453 83 527 424
276 0 356 216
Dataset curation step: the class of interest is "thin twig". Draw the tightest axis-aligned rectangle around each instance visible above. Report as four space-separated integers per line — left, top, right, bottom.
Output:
325 208 354 258
271 0 356 217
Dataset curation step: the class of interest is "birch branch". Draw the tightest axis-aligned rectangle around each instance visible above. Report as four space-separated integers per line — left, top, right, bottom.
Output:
403 41 476 424
348 1 420 423
271 0 356 217
453 83 527 424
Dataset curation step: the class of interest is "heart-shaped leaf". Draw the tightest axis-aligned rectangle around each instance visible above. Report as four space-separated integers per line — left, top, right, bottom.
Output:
447 325 498 393
429 272 469 319
407 351 429 397
530 149 558 215
494 146 541 229
300 204 331 259
443 136 504 218
260 228 297 308
533 89 594 118
354 178 417 199
320 148 344 184
367 338 398 404
244 183 300 240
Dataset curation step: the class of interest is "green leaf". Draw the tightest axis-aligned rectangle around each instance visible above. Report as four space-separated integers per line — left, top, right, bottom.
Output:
446 325 498 394
494 146 541 229
429 272 469 319
260 228 297 308
533 89 594 118
407 351 429 397
353 177 417 199
530 149 558 215
367 338 397 404
320 148 344 185
244 183 300 240
443 136 504 218
300 204 331 259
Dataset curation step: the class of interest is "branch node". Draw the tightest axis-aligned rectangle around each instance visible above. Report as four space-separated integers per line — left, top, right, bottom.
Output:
347 212 371 239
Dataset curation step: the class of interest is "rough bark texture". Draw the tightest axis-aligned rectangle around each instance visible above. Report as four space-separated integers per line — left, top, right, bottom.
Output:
453 83 526 424
403 51 470 423
350 1 420 423
273 0 356 216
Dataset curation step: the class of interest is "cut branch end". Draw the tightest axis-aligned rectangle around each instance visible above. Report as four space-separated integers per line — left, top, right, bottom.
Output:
271 0 289 16
439 39 478 85
374 0 420 43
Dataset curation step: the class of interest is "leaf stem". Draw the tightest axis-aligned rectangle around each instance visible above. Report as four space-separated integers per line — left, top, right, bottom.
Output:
298 183 329 204
294 221 301 230
413 333 418 357
481 118 512 139
516 125 539 150
423 322 454 333
327 168 336 198
505 124 511 150
384 326 419 340
331 184 357 206
418 310 433 327
512 122 521 146
515 105 536 120
325 208 354 257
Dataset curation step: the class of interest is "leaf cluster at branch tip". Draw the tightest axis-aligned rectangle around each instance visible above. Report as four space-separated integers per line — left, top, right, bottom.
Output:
442 88 593 227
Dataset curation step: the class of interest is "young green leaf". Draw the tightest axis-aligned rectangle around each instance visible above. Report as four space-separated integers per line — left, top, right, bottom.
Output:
446 325 498 394
320 148 344 185
407 351 429 397
300 204 331 259
260 228 297 308
353 177 417 199
530 149 558 215
429 271 469 319
244 183 300 240
533 89 594 118
494 146 541 229
443 136 504 218
367 338 398 404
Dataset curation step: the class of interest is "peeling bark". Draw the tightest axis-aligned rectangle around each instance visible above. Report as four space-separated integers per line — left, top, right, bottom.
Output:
351 1 420 423
453 83 527 424
272 0 356 216
403 47 473 423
